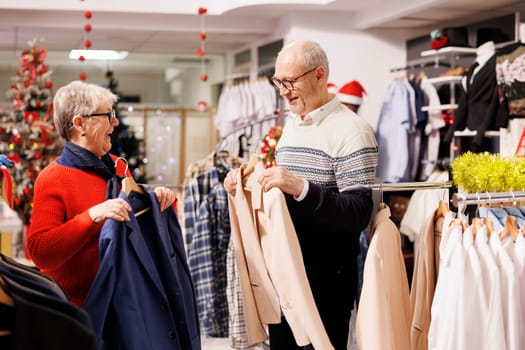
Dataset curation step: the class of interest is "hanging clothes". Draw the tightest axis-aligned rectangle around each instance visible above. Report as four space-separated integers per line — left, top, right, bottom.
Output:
227 162 333 349
356 204 411 350
0 254 97 350
84 186 200 350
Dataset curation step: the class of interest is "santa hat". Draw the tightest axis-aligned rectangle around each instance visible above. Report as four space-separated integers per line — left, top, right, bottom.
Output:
327 82 338 94
338 80 367 105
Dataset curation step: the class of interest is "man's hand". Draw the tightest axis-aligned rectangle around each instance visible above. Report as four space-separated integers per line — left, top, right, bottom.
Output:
258 166 304 197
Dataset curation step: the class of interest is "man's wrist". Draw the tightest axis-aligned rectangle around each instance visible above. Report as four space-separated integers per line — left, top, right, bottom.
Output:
294 179 309 201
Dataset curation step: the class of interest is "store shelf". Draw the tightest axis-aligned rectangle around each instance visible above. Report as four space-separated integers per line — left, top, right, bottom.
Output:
421 104 458 112
426 75 463 86
421 46 478 58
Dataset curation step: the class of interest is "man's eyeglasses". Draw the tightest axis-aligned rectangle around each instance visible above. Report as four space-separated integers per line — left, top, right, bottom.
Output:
271 66 317 91
83 110 117 123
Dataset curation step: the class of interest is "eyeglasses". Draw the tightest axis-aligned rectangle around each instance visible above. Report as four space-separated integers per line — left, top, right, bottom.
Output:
271 66 317 91
83 110 117 123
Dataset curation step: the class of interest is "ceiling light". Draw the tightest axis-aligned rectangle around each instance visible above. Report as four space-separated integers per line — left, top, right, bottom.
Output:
69 49 128 60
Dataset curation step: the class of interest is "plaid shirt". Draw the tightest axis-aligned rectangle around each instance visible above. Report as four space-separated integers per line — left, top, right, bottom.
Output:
186 168 230 337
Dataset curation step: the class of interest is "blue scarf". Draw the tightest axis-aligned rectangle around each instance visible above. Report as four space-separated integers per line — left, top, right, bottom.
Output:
57 141 120 198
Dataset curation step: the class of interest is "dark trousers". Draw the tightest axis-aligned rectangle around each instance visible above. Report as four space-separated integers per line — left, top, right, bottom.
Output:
268 290 353 350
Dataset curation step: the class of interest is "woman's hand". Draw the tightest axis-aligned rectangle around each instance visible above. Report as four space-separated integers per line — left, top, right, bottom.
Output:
154 186 177 211
224 169 239 196
89 198 132 223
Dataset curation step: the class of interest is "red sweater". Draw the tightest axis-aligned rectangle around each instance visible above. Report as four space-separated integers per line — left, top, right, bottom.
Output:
27 159 128 306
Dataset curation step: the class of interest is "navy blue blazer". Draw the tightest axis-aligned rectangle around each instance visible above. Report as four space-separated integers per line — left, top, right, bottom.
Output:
84 187 201 350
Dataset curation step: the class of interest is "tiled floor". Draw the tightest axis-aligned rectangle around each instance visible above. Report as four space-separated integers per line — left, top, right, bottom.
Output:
201 337 231 349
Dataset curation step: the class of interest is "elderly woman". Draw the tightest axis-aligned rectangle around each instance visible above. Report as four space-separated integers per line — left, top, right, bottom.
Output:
27 80 176 307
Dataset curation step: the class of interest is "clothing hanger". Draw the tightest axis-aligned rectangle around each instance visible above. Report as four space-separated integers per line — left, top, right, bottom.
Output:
436 199 449 218
500 215 519 240
240 154 261 192
0 276 13 307
115 157 150 216
483 217 494 236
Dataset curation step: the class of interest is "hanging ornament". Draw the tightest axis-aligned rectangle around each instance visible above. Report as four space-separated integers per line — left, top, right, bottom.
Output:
84 39 92 48
84 23 92 32
197 100 208 112
84 11 92 19
13 133 22 145
78 55 85 62
45 81 52 89
197 4 209 111
80 72 88 81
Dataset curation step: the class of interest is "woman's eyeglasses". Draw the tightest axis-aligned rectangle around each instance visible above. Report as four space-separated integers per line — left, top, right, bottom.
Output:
83 110 116 123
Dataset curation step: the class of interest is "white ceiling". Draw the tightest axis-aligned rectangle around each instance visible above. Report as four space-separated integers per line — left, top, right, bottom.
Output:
0 0 523 74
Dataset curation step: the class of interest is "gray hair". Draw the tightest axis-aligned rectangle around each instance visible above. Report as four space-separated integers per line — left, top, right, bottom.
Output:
53 80 118 140
281 40 330 78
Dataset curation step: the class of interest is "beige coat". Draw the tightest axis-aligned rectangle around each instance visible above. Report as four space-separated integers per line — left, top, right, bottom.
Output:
409 210 453 350
227 162 333 349
356 205 411 350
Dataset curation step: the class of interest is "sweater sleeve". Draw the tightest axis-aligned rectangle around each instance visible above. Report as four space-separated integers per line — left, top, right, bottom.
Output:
27 166 105 271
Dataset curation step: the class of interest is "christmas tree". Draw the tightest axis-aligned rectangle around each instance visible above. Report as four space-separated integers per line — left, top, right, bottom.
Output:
1 39 63 225
104 70 147 183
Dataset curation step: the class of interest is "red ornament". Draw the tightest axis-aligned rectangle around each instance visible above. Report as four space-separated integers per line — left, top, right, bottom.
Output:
23 187 30 197
84 39 92 48
197 48 205 57
84 11 92 19
80 72 88 81
11 84 16 90
14 198 21 206
198 7 207 14
200 74 208 82
197 101 208 111
45 81 52 89
199 32 206 40
39 65 47 74
13 133 22 144
84 23 92 32
24 80 31 88
79 55 85 62
34 152 42 160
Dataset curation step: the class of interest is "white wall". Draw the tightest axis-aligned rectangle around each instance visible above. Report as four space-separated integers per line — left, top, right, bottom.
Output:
276 14 410 130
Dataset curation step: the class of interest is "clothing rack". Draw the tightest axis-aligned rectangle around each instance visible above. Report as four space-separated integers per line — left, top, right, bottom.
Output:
452 190 525 207
353 181 453 192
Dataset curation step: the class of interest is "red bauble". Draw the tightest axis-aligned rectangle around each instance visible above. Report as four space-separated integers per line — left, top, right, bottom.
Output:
198 7 207 14
11 84 16 90
23 187 30 197
197 48 205 57
200 74 208 82
14 198 21 206
24 80 31 88
84 39 92 48
39 65 47 74
197 100 208 112
84 11 92 19
199 32 206 40
13 133 22 144
84 23 92 32
79 55 85 62
34 152 42 160
80 72 88 81
45 81 52 89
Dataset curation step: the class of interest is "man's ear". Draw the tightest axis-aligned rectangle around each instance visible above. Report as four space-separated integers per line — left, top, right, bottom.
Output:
71 115 85 133
315 66 326 82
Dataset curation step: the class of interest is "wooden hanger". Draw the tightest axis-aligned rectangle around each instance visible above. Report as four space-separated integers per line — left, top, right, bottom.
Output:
0 276 13 307
483 217 494 236
242 154 260 179
115 157 149 216
471 217 481 237
500 215 519 240
436 199 449 219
